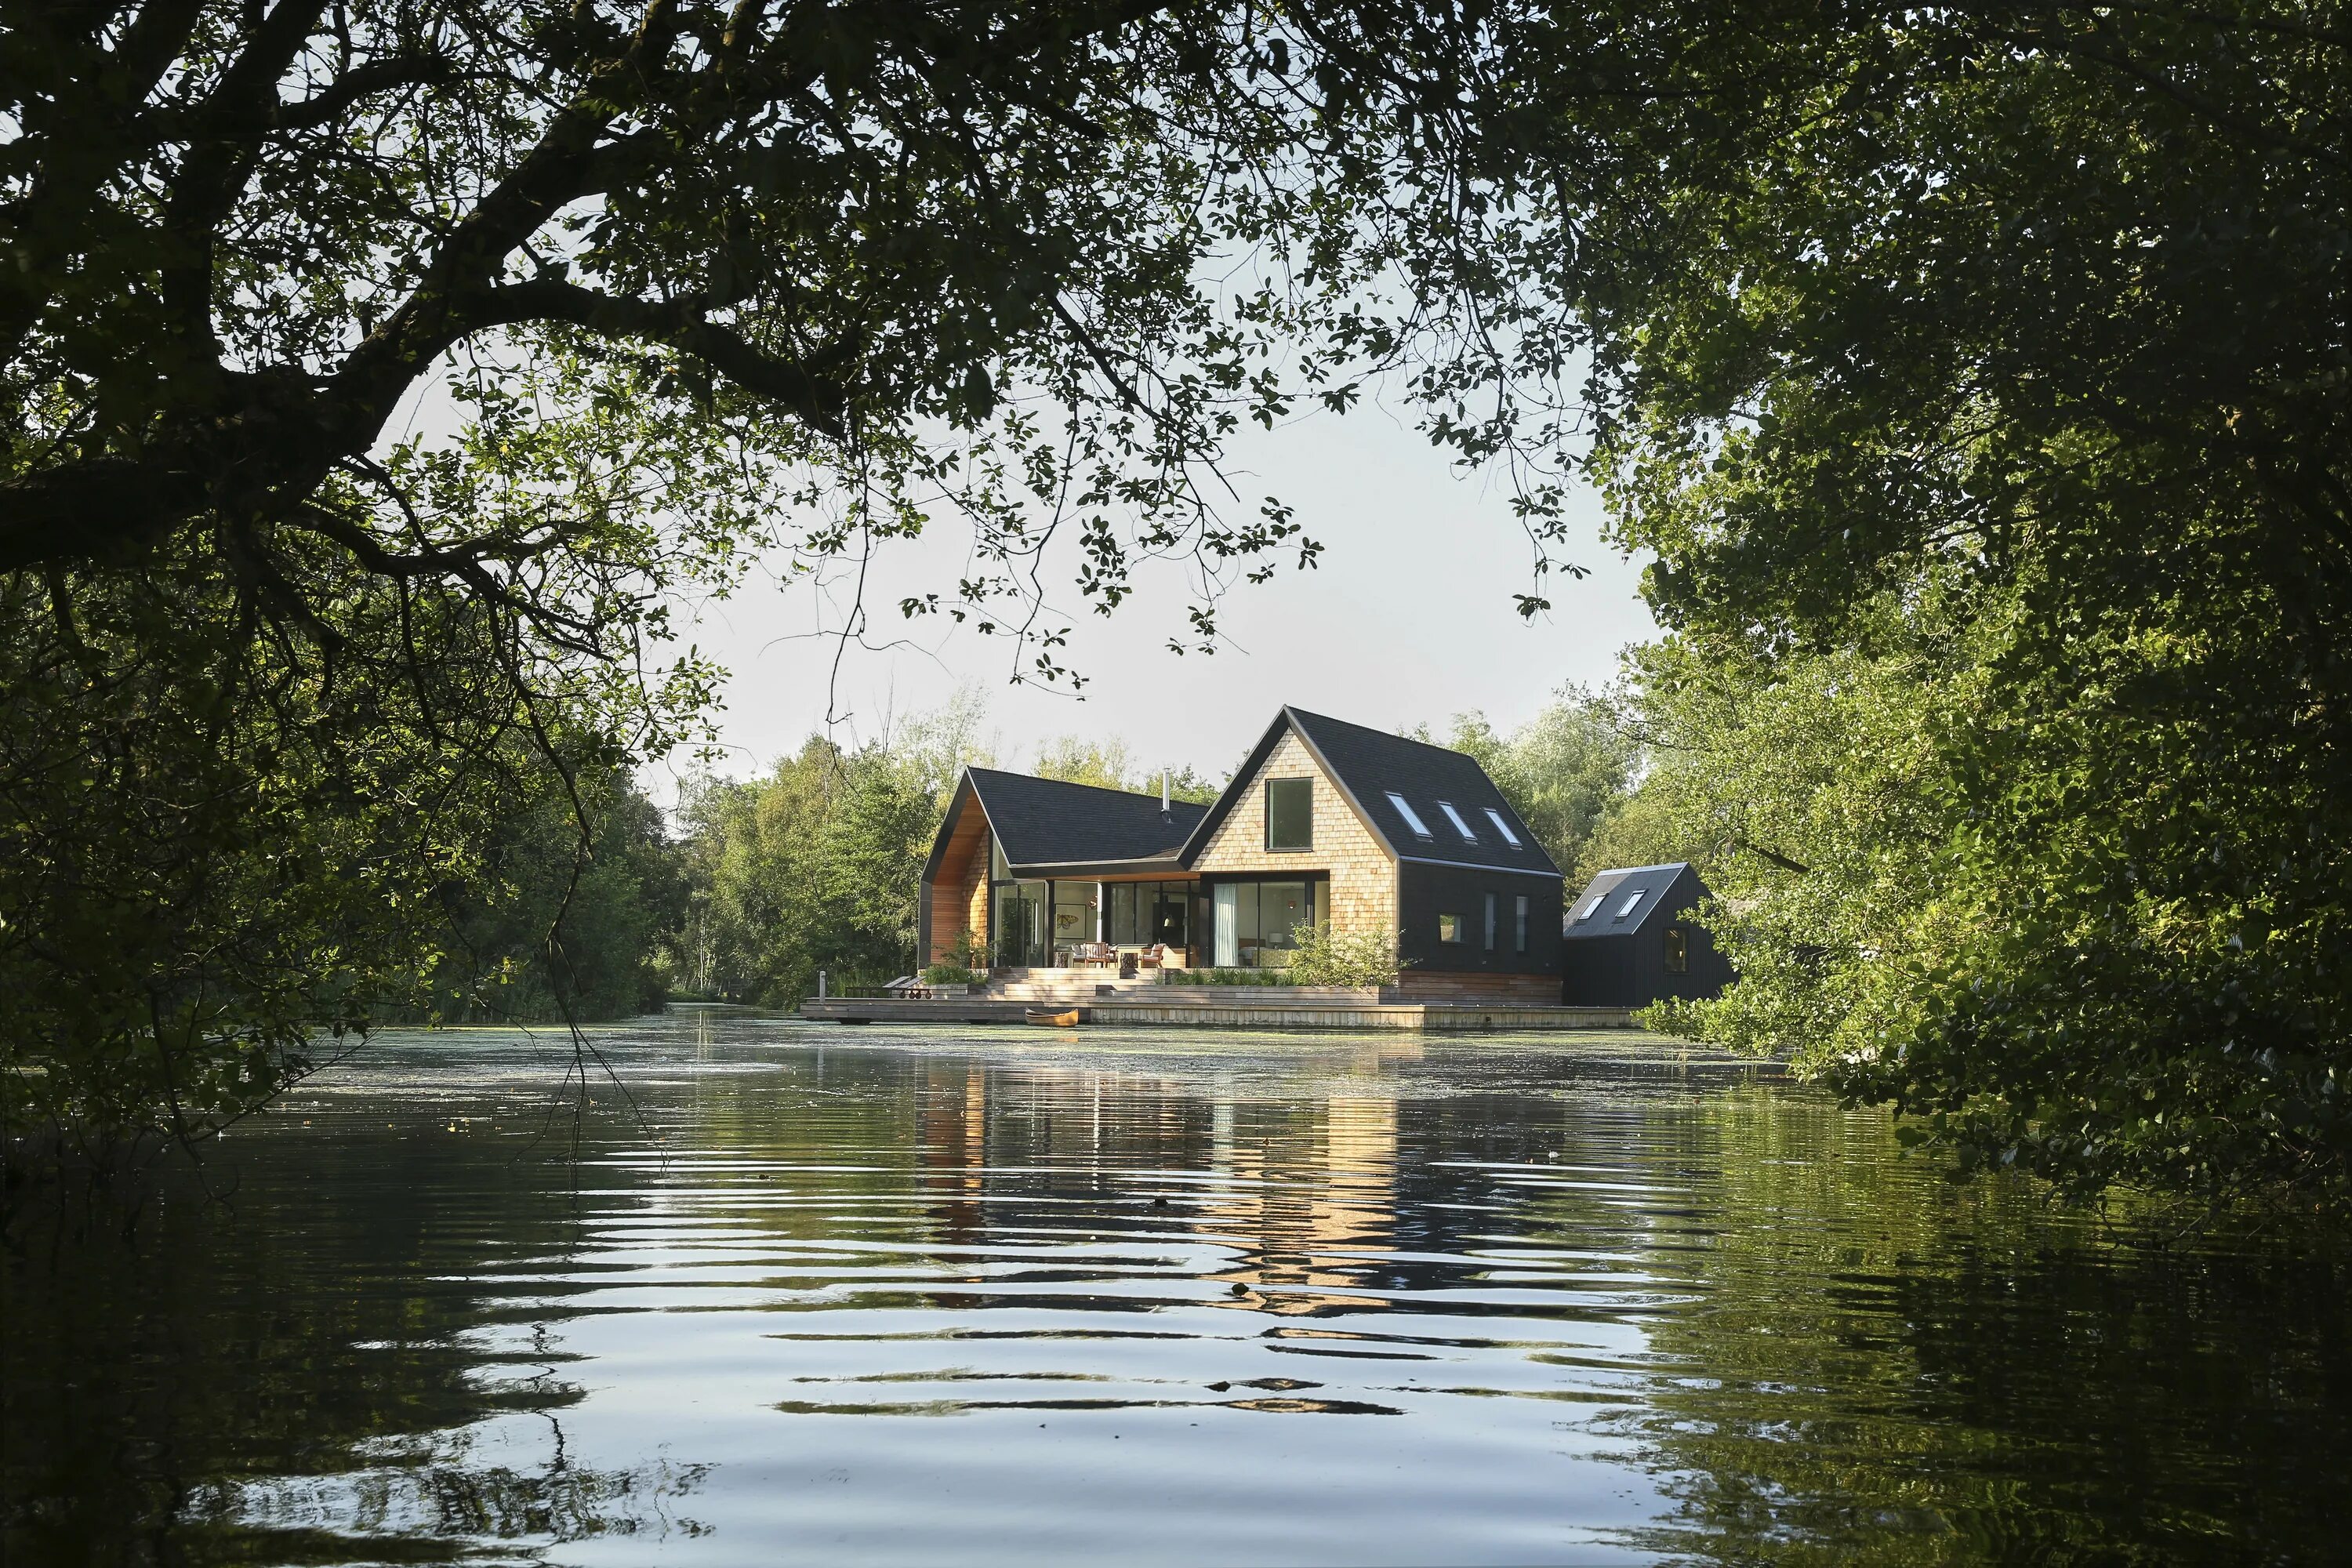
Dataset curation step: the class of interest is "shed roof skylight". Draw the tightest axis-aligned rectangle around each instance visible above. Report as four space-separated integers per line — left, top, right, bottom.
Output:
1613 889 1647 920
1575 895 1603 921
1386 792 1432 838
1436 800 1478 842
1483 808 1522 848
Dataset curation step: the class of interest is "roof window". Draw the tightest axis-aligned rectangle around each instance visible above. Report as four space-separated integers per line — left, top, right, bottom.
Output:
1386 792 1433 838
1483 808 1522 848
1436 800 1478 842
1574 895 1603 922
1613 889 1648 920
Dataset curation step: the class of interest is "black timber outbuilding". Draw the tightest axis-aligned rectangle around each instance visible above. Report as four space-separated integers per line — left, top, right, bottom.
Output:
1559 862 1734 1007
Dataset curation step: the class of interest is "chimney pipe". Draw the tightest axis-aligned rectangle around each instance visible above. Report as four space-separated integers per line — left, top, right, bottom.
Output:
1161 770 1171 818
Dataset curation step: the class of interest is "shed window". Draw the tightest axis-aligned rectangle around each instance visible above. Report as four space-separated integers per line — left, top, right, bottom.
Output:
1613 889 1647 920
1436 800 1479 842
1664 927 1690 975
1265 777 1313 851
1437 913 1465 944
1484 808 1523 848
1574 895 1603 922
1387 793 1433 838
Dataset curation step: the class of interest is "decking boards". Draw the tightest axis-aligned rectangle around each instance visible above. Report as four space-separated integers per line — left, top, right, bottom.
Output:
799 991 1635 1030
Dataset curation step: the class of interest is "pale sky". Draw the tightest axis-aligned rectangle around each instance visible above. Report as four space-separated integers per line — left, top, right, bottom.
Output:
650 399 1657 797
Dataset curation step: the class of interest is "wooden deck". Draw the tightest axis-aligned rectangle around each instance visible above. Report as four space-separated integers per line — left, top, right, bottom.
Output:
799 989 1635 1031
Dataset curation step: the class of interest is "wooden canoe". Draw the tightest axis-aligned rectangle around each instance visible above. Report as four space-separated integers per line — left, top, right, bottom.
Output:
1023 1007 1080 1027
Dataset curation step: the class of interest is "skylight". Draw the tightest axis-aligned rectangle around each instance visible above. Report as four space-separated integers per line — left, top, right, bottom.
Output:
1575 895 1603 921
1613 889 1648 920
1483 808 1522 848
1436 800 1478 842
1386 792 1432 838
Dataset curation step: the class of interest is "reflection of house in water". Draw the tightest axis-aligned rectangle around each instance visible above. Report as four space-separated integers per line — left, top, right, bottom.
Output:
909 1056 1409 1314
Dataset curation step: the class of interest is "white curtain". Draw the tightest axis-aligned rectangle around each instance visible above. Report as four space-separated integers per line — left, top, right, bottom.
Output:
1213 883 1240 967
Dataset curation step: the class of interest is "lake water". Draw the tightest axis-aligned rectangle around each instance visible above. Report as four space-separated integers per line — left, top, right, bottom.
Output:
6 1010 2347 1565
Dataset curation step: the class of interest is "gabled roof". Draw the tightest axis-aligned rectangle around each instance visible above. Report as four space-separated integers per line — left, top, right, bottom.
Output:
1178 706 1559 877
937 767 1207 877
1562 862 1706 938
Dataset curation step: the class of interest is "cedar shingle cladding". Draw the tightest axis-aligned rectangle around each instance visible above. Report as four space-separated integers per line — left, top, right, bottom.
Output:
1183 707 1562 979
1189 728 1397 934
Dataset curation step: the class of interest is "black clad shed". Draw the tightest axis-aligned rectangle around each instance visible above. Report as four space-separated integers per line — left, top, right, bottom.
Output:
1559 862 1734 1007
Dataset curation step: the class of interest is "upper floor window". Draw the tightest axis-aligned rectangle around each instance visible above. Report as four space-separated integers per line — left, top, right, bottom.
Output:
1483 808 1523 848
1386 792 1433 838
1265 777 1313 851
1436 800 1478 842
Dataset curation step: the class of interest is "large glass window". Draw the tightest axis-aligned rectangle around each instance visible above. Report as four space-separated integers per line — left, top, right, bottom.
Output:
1483 892 1497 951
1265 778 1313 851
1515 895 1530 953
1106 881 1194 947
992 880 1048 967
1207 877 1326 967
1052 882 1099 955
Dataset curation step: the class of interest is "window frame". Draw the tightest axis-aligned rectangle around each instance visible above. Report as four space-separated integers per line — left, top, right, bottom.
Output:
1483 892 1497 951
1386 791 1433 839
1574 895 1603 922
1264 776 1315 851
1436 911 1465 945
1515 894 1530 953
1664 926 1690 975
1436 800 1479 843
1483 808 1523 848
1613 888 1647 921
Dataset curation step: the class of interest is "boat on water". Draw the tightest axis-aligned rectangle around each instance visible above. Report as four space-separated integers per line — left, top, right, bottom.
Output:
1023 1007 1080 1027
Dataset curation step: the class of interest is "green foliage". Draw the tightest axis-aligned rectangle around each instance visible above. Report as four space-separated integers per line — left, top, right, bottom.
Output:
1164 967 1298 987
1284 924 1400 988
416 771 684 1025
677 736 940 1007
1440 690 1638 883
920 966 983 987
1526 2 2352 1204
1031 735 1220 801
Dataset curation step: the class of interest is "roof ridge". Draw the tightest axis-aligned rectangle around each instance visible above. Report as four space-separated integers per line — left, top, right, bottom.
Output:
1284 705 1469 760
967 765 1207 808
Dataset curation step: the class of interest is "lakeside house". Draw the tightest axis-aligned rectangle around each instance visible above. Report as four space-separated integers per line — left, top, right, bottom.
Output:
919 706 1566 1003
1558 862 1736 1008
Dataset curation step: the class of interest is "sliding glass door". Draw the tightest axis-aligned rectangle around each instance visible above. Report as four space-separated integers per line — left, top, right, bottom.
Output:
1207 877 1327 967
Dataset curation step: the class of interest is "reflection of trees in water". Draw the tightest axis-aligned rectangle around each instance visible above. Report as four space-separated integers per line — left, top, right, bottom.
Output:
1595 1086 2352 1564
2 1122 608 1565
185 1426 713 1555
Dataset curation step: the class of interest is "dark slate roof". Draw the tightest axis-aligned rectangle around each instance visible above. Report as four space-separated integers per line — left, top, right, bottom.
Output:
1561 863 1705 938
965 767 1207 874
1180 706 1559 877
